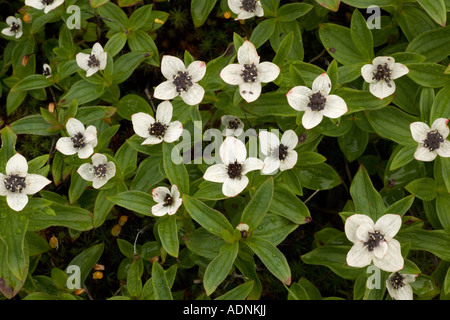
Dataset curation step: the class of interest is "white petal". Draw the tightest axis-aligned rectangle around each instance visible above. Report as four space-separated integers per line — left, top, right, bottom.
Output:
153 80 179 101
168 198 182 215
286 86 312 111
152 186 170 203
187 61 206 82
56 137 77 156
156 101 173 125
372 56 395 69
1 28 15 37
93 177 109 189
391 63 409 80
375 214 402 239
280 130 298 150
437 140 450 158
7 192 29 212
220 137 247 164
431 118 449 138
220 64 244 85
236 11 256 20
369 80 396 99
25 0 45 10
410 122 430 143
279 151 297 171
391 285 413 300
84 126 98 148
258 131 280 156
15 30 23 39
254 1 264 16
414 145 437 162
98 52 107 70
170 185 180 200
6 153 28 176
66 118 85 137
239 81 262 103
180 83 205 106
132 112 154 139
355 223 374 242
91 153 107 166
373 239 404 272
76 53 90 71
77 146 94 159
238 41 260 65
105 162 116 180
161 55 186 79
164 121 183 143
44 0 64 13
0 174 6 196
222 176 249 197
323 95 348 119
261 156 280 175
312 73 332 96
77 163 95 181
242 157 264 174
372 241 388 259
203 164 229 183
345 214 374 243
91 42 104 57
227 0 242 13
361 64 375 83
346 242 373 268
142 135 163 145
25 174 51 195
257 62 280 83
152 203 169 217
302 109 324 130
6 16 18 25
86 67 99 77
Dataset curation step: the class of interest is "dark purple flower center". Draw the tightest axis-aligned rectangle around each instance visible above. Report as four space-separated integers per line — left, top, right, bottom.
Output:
363 230 385 252
173 71 193 93
308 92 326 111
227 161 243 179
4 174 26 193
240 0 257 12
87 54 100 68
423 130 444 151
149 122 168 139
94 164 107 178
10 22 20 32
373 63 393 87
163 193 174 207
228 119 240 130
71 132 86 149
389 272 405 290
241 63 258 83
278 144 289 161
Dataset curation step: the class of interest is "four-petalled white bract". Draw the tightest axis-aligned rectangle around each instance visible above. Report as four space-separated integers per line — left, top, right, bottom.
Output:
154 55 206 106
203 136 263 197
228 0 264 20
77 153 116 189
220 40 280 103
259 130 298 174
1 16 23 39
152 185 183 216
132 101 183 145
286 73 347 130
56 118 98 159
361 56 409 99
25 0 65 14
76 42 107 77
221 115 244 137
386 272 417 300
0 153 52 212
410 118 450 162
345 214 404 272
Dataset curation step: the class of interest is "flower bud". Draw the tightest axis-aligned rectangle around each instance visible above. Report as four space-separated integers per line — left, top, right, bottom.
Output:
111 224 121 237
49 235 59 249
93 264 105 271
92 271 103 280
118 215 128 227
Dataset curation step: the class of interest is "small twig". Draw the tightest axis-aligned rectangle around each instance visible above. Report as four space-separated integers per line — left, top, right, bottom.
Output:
133 225 150 255
83 285 94 300
308 48 327 64
304 189 320 204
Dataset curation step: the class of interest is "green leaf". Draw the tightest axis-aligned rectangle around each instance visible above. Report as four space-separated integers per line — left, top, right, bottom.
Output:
184 227 225 259
191 0 217 28
215 281 254 300
341 0 397 7
243 92 297 117
338 123 369 162
350 9 374 60
151 261 173 300
90 0 110 8
65 243 104 285
127 258 143 298
93 181 126 228
162 143 190 195
350 166 385 221
276 3 313 22
117 94 153 121
315 0 340 12
319 23 367 65
68 170 88 204
418 0 446 26
406 63 450 88
10 75 53 92
335 87 393 114
130 156 164 193
203 241 239 296
296 163 341 190
405 178 438 201
249 18 277 49
246 237 291 285
10 115 53 136
270 20 304 61
390 144 416 171
0 241 25 299
112 51 148 84
269 185 311 224
406 26 450 63
0 126 17 173
128 4 153 30
157 215 179 258
430 85 450 121
6 90 27 116
107 191 155 216
193 181 229 201
272 32 294 67
60 80 105 106
127 30 159 67
182 195 235 239
384 195 415 217
104 32 127 57
241 177 274 230
396 5 439 42
396 228 450 261
436 194 450 234
97 2 129 30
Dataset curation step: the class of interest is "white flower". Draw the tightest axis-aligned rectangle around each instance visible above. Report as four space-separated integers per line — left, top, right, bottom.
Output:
386 272 417 300
228 0 264 20
25 0 64 13
153 55 206 106
410 118 450 162
56 118 98 159
220 41 280 103
345 214 404 272
361 56 409 99
77 153 116 189
43 63 51 78
221 115 244 137
131 101 183 145
151 185 183 216
2 16 23 39
76 42 107 77
286 73 347 130
236 223 250 238
0 154 52 212
203 136 263 197
259 130 298 174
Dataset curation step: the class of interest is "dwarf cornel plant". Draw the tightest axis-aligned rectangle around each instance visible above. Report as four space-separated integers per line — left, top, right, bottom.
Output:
0 0 449 301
